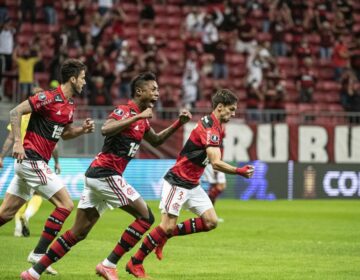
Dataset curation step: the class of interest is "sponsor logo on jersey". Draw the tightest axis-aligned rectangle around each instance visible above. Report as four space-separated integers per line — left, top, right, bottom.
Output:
114 108 124 116
134 125 140 131
38 93 46 101
54 94 64 103
130 109 137 115
56 110 61 115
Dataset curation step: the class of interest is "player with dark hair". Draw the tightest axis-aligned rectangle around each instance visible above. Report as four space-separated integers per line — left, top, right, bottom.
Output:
126 89 255 278
0 87 62 238
21 72 192 280
0 59 95 275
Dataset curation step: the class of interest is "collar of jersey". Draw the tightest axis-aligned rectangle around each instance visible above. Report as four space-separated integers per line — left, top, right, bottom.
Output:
127 100 141 114
57 85 68 102
210 112 221 129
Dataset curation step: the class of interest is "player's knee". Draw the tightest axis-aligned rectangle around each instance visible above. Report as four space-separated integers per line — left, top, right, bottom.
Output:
62 201 74 212
160 223 176 235
203 218 218 231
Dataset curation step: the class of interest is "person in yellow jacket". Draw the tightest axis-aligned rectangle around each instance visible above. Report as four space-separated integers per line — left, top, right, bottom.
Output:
0 88 61 237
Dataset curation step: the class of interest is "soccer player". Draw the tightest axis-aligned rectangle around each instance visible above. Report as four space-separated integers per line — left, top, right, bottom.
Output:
0 59 95 275
0 88 62 238
126 89 255 278
20 72 192 280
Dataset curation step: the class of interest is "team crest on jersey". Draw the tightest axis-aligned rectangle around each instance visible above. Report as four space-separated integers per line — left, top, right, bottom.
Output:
127 187 135 196
172 203 180 212
211 135 219 142
38 93 46 101
114 108 124 116
54 94 64 103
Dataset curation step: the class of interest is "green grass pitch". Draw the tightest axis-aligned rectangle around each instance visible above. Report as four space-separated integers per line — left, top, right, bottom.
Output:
0 200 359 280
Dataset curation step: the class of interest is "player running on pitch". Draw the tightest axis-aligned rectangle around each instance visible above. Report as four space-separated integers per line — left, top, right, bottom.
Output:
126 88 254 278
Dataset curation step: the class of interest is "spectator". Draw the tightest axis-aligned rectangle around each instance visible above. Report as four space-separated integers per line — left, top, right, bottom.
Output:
340 73 360 123
332 35 349 81
182 50 199 109
0 19 15 72
183 30 203 54
19 0 36 24
319 21 334 60
89 76 113 119
339 68 357 108
246 40 273 92
62 0 85 47
213 34 228 79
296 57 317 103
107 7 126 51
269 1 293 57
349 37 360 81
295 37 314 67
200 53 214 78
235 17 257 55
184 6 205 33
245 83 263 122
139 0 155 29
12 46 41 101
116 44 138 98
219 2 238 32
263 73 286 122
43 0 57 25
201 13 219 53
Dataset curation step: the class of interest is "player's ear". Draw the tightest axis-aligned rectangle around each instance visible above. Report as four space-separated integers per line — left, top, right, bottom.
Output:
70 76 76 83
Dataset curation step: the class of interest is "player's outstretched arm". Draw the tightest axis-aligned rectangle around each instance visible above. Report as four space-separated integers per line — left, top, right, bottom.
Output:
9 100 32 162
61 118 95 140
144 109 192 147
206 146 254 178
101 108 153 137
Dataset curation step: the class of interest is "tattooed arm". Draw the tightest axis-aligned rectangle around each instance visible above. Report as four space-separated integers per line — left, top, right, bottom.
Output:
9 100 32 162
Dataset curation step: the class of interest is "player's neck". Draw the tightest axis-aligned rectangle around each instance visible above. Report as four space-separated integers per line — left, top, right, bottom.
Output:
132 99 146 111
61 84 74 99
212 111 222 124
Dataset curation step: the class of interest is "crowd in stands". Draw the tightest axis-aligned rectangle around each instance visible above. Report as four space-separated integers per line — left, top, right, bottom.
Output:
0 0 360 122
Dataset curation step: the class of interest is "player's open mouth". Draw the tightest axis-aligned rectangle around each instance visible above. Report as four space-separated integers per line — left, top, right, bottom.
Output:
149 98 158 107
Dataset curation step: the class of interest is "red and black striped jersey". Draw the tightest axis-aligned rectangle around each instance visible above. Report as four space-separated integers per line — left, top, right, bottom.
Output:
86 100 150 178
24 86 75 163
164 113 224 189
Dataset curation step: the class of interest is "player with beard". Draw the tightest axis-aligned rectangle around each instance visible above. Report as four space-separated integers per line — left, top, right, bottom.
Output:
0 59 95 275
126 89 255 278
21 72 192 280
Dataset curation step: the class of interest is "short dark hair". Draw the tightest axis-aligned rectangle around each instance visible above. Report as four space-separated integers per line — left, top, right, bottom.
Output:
130 72 156 98
60 59 86 83
211 89 238 109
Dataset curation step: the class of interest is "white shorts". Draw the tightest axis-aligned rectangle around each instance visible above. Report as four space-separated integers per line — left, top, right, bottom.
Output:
78 175 141 215
203 165 226 184
7 160 64 201
159 180 213 217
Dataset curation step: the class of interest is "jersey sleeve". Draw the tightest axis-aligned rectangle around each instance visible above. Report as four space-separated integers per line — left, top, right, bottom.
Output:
108 105 130 121
199 126 221 148
28 91 54 114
